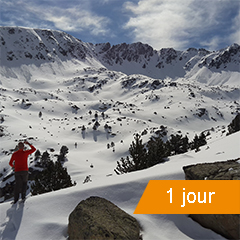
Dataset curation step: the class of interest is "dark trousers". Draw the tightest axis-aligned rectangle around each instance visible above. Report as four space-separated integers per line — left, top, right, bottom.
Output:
14 171 28 203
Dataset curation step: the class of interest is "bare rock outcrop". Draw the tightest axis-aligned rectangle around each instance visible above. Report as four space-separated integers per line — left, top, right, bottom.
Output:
68 196 141 240
183 159 240 180
183 159 240 240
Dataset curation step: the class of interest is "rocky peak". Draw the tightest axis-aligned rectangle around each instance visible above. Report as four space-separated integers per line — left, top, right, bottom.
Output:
198 48 211 56
159 47 177 57
96 42 111 53
198 43 240 70
209 43 240 69
96 42 155 65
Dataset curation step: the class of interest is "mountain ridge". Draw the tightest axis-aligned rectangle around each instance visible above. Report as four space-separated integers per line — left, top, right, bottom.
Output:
1 26 239 85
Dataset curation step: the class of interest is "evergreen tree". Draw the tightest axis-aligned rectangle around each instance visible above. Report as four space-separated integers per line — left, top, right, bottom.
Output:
198 132 207 147
129 134 147 171
40 151 51 168
114 156 135 174
191 134 198 150
179 135 189 154
114 134 147 174
31 159 74 195
60 145 69 156
164 140 172 157
190 133 206 151
52 161 73 190
168 134 187 155
58 145 69 163
34 150 41 162
147 136 166 167
114 131 204 175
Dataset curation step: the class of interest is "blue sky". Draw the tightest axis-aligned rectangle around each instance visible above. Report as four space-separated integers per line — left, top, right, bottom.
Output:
0 0 239 50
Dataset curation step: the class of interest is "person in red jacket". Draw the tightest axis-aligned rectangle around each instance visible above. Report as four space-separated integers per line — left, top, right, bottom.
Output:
9 141 36 203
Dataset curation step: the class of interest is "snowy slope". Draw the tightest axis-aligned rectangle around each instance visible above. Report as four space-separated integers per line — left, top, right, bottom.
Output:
0 131 239 240
0 26 240 240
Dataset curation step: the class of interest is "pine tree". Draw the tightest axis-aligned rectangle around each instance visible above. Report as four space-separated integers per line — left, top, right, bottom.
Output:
114 156 135 174
147 136 166 167
129 134 147 171
164 140 171 157
168 134 184 155
182 135 190 153
114 132 191 174
190 133 206 151
34 150 41 161
52 161 73 190
40 151 51 168
58 145 69 163
191 134 200 151
31 146 74 195
198 132 207 147
114 134 147 174
31 159 74 195
31 160 54 195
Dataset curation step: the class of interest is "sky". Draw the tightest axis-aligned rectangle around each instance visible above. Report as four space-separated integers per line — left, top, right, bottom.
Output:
0 0 239 51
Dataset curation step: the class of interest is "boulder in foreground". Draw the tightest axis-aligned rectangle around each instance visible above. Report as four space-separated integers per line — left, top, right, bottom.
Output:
68 196 141 240
183 159 240 240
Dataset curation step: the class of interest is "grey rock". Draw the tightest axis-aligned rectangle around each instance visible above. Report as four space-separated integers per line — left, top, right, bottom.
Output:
68 196 141 240
189 214 240 240
183 159 240 239
183 159 240 180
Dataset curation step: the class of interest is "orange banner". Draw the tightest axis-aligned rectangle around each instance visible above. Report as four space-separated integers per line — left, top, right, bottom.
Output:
134 180 240 214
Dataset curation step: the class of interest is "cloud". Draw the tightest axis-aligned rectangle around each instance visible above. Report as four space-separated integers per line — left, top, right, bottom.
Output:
31 2 111 36
41 7 110 36
0 0 111 36
229 10 240 44
124 0 193 49
200 37 223 51
123 0 240 50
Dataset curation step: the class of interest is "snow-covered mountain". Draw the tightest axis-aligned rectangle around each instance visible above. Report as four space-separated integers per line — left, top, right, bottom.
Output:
1 26 240 85
0 26 239 240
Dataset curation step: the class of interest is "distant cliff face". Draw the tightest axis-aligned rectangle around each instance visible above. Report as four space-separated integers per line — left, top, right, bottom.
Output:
183 159 240 240
1 26 240 84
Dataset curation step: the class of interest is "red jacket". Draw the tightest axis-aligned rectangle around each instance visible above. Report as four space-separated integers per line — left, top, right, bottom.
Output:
9 145 36 172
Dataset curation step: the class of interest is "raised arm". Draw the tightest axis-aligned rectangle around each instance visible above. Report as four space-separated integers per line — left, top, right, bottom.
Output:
24 141 36 154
